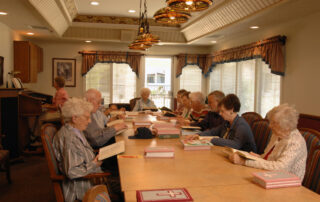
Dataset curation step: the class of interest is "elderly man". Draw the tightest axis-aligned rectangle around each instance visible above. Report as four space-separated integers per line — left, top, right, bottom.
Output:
84 89 127 148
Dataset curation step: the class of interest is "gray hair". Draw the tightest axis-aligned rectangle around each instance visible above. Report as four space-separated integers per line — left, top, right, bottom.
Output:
267 103 299 132
61 97 93 123
140 88 151 96
85 88 101 102
208 90 225 103
189 92 205 105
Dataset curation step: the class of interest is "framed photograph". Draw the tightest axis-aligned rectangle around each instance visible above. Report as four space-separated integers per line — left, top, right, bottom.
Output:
52 58 76 87
0 56 3 85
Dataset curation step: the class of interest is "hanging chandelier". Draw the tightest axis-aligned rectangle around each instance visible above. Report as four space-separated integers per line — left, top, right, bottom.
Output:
129 0 159 50
166 0 213 12
153 7 191 24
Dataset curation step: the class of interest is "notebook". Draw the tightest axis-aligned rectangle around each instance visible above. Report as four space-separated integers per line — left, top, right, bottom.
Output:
136 188 193 202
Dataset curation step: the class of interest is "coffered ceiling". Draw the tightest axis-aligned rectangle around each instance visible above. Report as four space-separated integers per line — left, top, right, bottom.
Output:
0 0 319 46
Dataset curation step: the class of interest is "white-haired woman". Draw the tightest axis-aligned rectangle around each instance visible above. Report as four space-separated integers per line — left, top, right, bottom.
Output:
188 92 210 122
53 97 102 202
229 104 307 180
132 87 156 111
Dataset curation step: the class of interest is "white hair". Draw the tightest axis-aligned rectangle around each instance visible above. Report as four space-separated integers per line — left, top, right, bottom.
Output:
267 103 299 132
85 88 101 102
189 92 205 105
61 97 93 123
140 88 151 96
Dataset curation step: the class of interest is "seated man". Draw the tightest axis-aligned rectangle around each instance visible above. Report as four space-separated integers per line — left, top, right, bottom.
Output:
84 89 127 148
187 94 257 153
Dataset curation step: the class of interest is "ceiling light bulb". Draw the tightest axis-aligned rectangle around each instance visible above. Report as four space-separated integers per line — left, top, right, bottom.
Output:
128 10 136 13
91 1 99 6
85 40 92 43
250 26 259 29
0 12 8 15
211 40 217 44
186 1 193 5
26 32 34 35
169 16 175 20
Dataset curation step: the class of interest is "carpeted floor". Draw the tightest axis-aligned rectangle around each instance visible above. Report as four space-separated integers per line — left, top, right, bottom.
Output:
0 155 55 202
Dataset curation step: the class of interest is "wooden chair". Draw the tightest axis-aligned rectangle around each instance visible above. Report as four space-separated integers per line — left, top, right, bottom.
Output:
242 112 263 129
41 123 111 202
0 134 11 184
83 185 111 202
251 119 272 155
129 97 140 111
299 128 320 166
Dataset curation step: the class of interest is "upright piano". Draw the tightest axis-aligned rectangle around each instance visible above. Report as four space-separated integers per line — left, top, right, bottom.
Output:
0 88 52 158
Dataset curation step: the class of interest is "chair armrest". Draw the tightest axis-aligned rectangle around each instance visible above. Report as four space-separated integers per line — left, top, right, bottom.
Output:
83 172 111 179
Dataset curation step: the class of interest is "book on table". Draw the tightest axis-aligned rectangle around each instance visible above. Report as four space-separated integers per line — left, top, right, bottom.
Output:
156 127 180 139
180 139 213 151
252 171 301 189
106 119 124 127
133 120 153 128
126 111 139 116
98 140 125 161
144 146 175 158
136 188 193 202
181 129 201 136
181 126 201 130
223 147 261 161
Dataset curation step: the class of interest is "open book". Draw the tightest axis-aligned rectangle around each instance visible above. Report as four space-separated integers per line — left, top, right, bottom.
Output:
98 141 125 161
223 147 261 161
106 119 124 127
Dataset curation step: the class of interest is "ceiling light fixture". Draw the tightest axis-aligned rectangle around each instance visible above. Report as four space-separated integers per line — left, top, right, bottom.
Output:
128 10 136 13
129 0 159 50
85 40 92 43
210 40 217 43
250 26 259 29
154 7 191 24
166 0 213 12
91 1 99 6
26 32 34 35
0 12 8 15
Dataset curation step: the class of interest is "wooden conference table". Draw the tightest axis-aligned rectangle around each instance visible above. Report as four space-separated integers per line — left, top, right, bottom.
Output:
115 115 319 202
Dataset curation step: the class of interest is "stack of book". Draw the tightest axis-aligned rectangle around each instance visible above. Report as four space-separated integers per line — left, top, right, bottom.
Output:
144 146 174 158
156 127 180 139
180 139 212 151
136 188 193 202
252 171 301 189
181 126 201 136
133 120 153 128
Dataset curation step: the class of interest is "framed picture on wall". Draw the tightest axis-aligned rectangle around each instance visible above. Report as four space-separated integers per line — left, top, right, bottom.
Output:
52 58 76 87
0 56 3 85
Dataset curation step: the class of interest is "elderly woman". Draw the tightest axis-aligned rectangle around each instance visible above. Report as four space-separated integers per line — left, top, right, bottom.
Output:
180 91 192 119
53 98 102 202
229 104 307 180
189 94 257 152
195 90 225 131
132 87 156 111
188 92 210 122
175 89 187 114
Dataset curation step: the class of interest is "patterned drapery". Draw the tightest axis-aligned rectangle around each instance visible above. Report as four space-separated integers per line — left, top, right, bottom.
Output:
175 54 213 77
80 51 143 76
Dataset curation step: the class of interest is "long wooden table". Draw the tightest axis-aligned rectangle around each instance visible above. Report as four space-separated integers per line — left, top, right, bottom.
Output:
115 115 319 201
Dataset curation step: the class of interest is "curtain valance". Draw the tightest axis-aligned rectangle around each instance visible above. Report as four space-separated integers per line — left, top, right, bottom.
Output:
79 51 143 76
212 35 287 75
175 54 213 77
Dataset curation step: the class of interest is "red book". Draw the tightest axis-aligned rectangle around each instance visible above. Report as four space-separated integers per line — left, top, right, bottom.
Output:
133 120 153 128
144 146 175 158
252 171 301 189
156 128 180 135
136 188 193 202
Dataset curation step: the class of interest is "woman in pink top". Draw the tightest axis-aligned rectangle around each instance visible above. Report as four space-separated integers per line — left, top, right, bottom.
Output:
44 76 69 110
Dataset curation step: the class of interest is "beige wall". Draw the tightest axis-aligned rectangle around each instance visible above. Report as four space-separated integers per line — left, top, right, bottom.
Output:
0 22 23 88
211 11 320 116
23 39 211 98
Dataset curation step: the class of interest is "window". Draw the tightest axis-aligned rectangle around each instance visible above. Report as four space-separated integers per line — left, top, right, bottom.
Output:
145 57 172 108
209 58 280 117
180 65 202 92
86 63 136 105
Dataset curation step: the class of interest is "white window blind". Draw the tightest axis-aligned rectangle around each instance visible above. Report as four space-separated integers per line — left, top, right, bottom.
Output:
180 65 202 92
209 64 221 92
112 63 136 103
237 60 255 114
86 63 136 105
221 62 236 94
85 63 111 105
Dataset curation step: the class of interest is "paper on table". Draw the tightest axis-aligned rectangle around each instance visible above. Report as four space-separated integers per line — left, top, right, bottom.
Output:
98 141 125 161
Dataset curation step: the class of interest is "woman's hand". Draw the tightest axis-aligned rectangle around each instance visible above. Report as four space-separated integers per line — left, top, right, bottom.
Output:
249 152 261 158
113 123 128 131
93 155 102 167
229 153 245 165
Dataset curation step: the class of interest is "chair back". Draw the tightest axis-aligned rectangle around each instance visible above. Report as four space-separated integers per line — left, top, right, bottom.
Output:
251 119 272 155
299 128 320 165
41 123 64 202
303 145 320 194
129 97 140 111
242 112 263 128
83 185 111 202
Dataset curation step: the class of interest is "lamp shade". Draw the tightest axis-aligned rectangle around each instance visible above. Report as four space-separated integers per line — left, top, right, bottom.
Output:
154 7 191 24
166 0 213 12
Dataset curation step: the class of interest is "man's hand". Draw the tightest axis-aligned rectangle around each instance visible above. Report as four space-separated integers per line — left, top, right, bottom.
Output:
93 155 102 167
113 123 128 131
